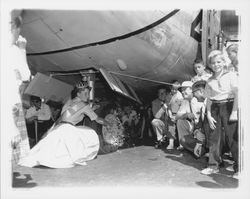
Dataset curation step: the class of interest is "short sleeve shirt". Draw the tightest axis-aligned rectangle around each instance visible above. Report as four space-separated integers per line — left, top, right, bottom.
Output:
177 97 202 124
25 103 51 121
169 91 183 114
204 71 238 100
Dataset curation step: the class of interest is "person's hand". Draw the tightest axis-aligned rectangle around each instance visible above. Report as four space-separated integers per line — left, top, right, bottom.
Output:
27 116 38 123
185 113 195 120
207 115 217 130
161 103 168 111
92 104 100 111
169 115 176 122
229 110 238 121
16 35 27 49
194 143 202 158
193 129 205 142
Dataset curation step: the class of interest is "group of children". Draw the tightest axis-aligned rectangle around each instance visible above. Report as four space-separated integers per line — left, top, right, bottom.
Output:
151 44 239 176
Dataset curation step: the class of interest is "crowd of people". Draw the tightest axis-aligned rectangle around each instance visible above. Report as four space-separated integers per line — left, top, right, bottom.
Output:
150 46 239 176
9 14 239 178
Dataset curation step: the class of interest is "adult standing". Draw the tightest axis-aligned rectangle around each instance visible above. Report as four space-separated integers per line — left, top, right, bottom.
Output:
9 14 31 163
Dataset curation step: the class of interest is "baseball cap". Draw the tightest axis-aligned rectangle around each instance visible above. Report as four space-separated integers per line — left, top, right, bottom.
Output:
192 80 206 92
181 81 193 88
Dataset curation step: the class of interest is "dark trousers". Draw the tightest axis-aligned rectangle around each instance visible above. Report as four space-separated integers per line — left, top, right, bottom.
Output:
207 101 238 171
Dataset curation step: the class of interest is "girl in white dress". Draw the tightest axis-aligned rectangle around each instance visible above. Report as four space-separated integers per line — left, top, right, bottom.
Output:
19 82 110 168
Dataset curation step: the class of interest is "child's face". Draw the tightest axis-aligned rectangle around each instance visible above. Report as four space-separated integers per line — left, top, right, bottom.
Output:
181 87 193 100
77 88 90 102
210 56 225 74
194 63 205 75
193 88 205 102
158 89 167 101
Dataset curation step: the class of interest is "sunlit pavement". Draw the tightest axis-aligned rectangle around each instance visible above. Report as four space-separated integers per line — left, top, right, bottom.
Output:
12 145 238 188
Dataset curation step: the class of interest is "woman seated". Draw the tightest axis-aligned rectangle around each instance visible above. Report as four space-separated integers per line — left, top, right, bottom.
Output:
19 81 110 168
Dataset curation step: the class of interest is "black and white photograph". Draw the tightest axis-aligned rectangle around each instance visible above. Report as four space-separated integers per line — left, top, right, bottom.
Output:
1 0 250 198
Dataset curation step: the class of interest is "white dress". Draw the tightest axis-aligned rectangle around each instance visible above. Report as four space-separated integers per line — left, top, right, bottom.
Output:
19 99 100 168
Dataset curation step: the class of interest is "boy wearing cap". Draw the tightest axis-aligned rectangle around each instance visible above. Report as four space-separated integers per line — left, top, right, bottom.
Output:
192 80 210 157
175 81 204 154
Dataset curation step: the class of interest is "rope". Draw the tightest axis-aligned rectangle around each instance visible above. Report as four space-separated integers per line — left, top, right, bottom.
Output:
109 71 174 86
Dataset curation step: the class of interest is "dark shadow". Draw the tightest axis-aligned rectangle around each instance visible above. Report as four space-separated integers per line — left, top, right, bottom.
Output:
12 172 37 188
164 149 238 188
196 172 238 188
164 149 208 170
33 165 55 169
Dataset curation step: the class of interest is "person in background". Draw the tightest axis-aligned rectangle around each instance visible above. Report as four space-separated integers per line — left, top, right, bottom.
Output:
191 80 209 158
200 50 238 176
25 96 52 144
226 44 238 73
191 59 212 83
102 104 125 149
9 13 31 163
19 82 111 168
175 81 202 151
166 80 183 150
151 86 168 148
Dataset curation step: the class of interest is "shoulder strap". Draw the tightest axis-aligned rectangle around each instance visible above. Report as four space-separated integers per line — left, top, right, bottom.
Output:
55 101 88 125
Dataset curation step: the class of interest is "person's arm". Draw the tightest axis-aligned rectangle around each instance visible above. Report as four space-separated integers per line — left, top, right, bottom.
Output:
83 105 111 127
154 104 167 119
175 101 187 120
206 98 217 130
16 35 31 82
229 72 238 121
229 90 238 121
95 117 111 127
203 82 217 130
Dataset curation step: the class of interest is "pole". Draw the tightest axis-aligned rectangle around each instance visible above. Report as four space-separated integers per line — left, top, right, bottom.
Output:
88 69 95 107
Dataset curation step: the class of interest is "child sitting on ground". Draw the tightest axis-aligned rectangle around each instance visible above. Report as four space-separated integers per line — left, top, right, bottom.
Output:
102 104 125 148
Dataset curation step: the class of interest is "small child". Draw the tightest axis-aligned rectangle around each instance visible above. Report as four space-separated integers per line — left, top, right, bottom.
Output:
191 59 212 83
200 50 238 176
166 81 183 150
102 104 125 148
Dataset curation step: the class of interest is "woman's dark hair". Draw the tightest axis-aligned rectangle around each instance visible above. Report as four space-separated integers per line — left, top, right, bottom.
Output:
30 95 41 102
193 58 204 66
71 81 91 99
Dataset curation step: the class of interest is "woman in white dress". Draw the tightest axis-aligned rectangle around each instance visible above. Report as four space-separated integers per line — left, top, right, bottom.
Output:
19 82 110 168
